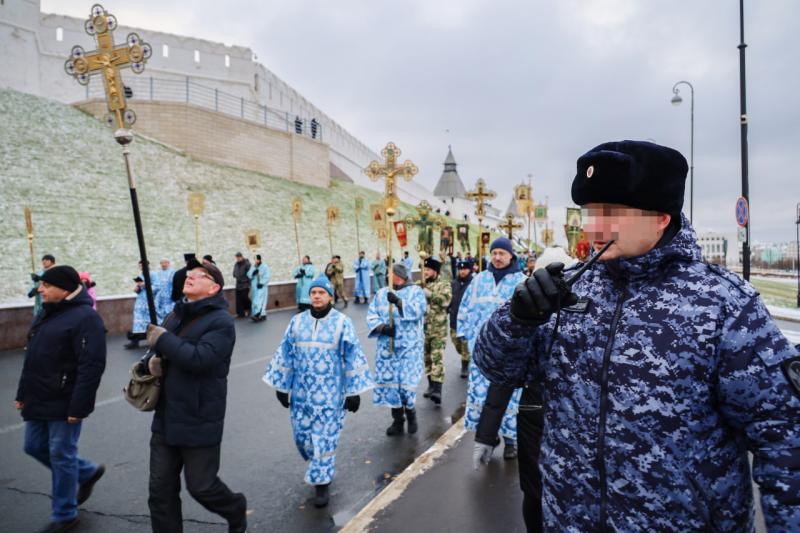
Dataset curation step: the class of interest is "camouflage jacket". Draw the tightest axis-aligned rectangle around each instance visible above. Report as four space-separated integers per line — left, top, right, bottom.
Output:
422 276 452 336
325 263 344 286
474 215 800 532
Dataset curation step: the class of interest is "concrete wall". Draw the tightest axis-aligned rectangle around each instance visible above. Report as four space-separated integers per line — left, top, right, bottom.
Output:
0 277 358 351
76 99 331 188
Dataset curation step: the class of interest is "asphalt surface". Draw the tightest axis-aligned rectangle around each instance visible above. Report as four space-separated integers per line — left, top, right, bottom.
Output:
0 303 470 533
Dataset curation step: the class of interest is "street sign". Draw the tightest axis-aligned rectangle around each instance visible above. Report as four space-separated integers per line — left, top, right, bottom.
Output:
735 197 749 227
737 226 746 242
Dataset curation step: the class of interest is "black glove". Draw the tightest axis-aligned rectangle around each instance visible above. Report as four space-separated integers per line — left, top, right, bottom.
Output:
257 283 264 289
509 262 578 326
375 323 396 338
344 395 360 413
31 273 40 282
27 287 38 298
294 272 303 279
276 391 290 408
386 292 400 305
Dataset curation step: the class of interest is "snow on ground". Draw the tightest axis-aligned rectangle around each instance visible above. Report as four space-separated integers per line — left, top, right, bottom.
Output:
0 89 489 306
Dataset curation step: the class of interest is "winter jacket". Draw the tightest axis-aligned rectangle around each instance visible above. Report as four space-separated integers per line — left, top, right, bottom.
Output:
449 273 473 329
232 259 252 290
147 293 235 447
16 287 106 420
474 215 800 532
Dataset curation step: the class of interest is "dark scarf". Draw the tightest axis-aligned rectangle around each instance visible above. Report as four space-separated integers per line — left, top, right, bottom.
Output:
487 259 521 283
310 303 333 319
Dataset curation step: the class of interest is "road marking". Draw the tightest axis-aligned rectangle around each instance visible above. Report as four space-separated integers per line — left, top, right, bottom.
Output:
340 418 467 533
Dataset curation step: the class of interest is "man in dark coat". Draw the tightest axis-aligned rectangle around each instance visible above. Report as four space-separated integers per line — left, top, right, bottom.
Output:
449 259 474 378
170 253 195 303
15 265 107 533
143 260 247 533
232 252 251 318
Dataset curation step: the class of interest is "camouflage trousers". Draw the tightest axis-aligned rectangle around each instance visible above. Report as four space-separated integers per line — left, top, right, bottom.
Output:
424 331 447 383
333 282 347 302
449 328 470 363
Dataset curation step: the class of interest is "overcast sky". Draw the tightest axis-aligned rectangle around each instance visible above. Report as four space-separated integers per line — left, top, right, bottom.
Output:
42 0 800 245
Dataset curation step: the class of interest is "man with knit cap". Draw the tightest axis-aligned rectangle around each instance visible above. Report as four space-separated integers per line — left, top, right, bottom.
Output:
457 236 526 460
15 265 107 533
263 275 374 508
474 140 800 531
419 257 452 405
368 263 427 435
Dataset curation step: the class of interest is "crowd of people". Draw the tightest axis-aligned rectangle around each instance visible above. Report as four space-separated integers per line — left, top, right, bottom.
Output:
14 140 800 532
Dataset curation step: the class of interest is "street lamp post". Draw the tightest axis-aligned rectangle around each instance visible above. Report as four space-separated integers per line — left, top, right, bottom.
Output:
738 0 751 281
795 202 799 308
671 81 694 224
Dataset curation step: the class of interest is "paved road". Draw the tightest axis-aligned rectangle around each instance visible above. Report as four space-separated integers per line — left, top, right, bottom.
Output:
0 303 470 533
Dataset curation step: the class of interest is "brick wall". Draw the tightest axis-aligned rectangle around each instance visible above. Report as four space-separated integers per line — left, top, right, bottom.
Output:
75 100 331 188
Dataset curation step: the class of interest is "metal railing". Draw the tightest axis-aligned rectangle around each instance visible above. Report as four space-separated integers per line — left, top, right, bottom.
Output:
85 76 323 141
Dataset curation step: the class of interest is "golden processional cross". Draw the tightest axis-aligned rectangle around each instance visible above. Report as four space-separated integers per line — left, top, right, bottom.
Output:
64 5 158 324
465 178 496 272
364 142 418 352
498 214 523 240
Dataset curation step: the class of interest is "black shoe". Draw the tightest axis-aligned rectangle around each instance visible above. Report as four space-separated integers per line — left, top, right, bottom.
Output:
460 360 469 379
430 382 442 406
344 299 349 308
36 518 79 533
77 463 105 505
229 492 248 532
423 376 433 399
123 340 140 350
503 442 518 460
313 484 330 508
405 407 418 434
386 408 405 436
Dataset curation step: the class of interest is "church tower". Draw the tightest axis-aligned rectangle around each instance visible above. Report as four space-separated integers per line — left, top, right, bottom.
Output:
433 146 467 204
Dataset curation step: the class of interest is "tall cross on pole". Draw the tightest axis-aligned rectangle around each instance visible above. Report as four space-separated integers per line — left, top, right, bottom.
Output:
465 178 496 272
64 5 157 324
406 200 442 288
498 214 523 240
364 142 418 352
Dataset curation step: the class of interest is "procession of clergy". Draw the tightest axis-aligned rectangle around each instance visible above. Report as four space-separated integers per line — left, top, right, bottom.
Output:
120 238 525 508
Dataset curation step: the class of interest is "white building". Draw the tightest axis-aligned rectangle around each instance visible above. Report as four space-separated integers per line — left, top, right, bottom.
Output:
697 232 728 265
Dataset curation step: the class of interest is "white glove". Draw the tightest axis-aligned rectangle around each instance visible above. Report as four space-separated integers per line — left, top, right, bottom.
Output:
472 442 496 470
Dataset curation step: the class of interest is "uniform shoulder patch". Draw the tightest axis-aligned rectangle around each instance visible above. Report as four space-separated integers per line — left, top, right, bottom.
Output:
781 356 800 400
704 263 758 299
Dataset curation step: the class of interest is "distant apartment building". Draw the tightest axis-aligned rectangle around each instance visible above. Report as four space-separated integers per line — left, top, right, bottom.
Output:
697 232 728 265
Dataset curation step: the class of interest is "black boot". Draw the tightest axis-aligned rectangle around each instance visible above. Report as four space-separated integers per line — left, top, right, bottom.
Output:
405 407 418 434
460 360 469 379
503 438 518 460
313 484 330 508
430 381 442 406
386 408 405 436
423 376 433 398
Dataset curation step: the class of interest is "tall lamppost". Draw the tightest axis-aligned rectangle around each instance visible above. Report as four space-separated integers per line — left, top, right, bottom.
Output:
671 81 694 225
795 202 799 308
738 0 751 281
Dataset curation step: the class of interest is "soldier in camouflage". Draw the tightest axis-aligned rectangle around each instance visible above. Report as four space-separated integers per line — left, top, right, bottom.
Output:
474 140 800 532
420 257 452 405
324 255 348 308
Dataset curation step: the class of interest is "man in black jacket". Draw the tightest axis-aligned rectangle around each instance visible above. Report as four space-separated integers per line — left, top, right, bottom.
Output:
144 260 247 533
449 259 474 378
15 265 107 533
170 253 196 303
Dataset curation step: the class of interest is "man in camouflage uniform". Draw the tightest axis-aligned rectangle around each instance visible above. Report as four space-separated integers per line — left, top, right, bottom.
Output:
474 140 800 532
420 257 451 405
324 255 348 308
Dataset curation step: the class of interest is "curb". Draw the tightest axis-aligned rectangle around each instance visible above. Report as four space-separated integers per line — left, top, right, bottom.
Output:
340 418 467 532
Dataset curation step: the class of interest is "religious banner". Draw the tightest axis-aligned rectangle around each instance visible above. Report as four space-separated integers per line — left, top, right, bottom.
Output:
456 224 470 252
326 206 340 225
534 204 548 220
291 197 303 220
355 196 364 213
481 231 491 245
542 228 554 247
245 229 262 253
566 207 582 230
377 227 387 240
370 203 386 231
394 220 408 248
188 192 205 216
440 226 454 255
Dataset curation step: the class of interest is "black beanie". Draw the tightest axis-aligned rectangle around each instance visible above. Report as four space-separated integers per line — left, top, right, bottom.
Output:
571 140 688 216
39 265 80 292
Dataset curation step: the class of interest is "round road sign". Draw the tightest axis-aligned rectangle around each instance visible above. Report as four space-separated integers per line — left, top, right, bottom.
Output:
735 197 749 227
